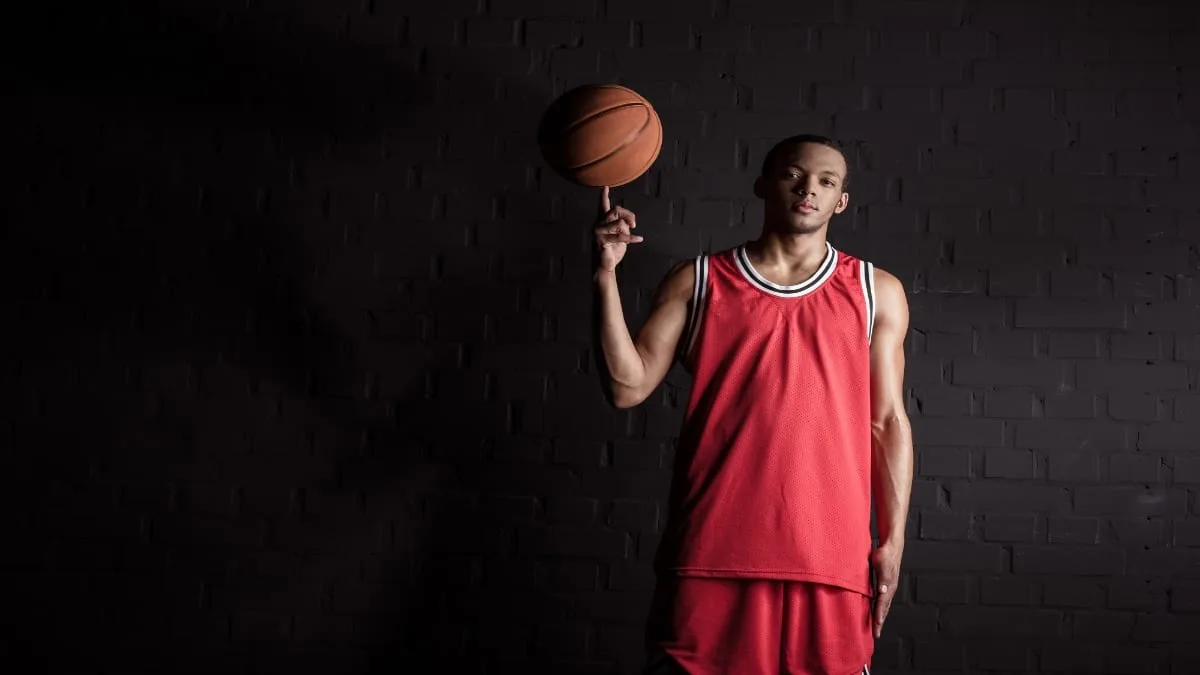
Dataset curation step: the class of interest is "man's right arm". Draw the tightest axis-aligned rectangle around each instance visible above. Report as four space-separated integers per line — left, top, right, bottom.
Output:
594 261 694 409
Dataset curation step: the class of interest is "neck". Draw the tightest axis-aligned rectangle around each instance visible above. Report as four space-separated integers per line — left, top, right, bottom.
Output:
746 229 829 268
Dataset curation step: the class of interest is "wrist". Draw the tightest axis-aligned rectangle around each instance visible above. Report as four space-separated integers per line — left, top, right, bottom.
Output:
594 267 617 285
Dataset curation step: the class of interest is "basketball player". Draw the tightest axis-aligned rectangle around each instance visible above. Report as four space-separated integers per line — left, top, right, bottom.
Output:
592 135 913 675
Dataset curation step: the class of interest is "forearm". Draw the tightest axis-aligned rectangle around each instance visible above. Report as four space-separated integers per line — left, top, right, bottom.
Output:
593 269 647 404
872 414 914 547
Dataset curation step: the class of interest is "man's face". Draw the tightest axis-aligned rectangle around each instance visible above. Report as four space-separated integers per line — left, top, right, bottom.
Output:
755 142 850 234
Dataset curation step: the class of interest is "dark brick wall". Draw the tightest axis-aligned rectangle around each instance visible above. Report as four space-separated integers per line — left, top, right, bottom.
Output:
6 0 1200 673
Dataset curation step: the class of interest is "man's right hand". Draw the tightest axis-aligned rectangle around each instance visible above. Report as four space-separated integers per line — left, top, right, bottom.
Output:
594 186 643 273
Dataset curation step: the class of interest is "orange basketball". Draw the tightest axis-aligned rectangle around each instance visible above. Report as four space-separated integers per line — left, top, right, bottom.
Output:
537 83 663 188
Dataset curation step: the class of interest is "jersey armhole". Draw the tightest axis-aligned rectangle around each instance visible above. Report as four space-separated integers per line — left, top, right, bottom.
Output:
860 260 877 345
681 254 710 362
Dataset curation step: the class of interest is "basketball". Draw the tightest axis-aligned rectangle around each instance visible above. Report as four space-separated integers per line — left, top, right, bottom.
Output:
537 83 663 188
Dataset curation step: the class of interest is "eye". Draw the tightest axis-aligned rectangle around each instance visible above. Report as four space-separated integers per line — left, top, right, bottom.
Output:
822 179 835 186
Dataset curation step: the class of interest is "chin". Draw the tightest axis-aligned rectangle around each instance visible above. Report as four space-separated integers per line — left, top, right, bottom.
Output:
784 214 826 233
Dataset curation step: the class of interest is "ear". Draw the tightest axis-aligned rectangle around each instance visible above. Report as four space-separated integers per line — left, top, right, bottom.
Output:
833 191 850 214
753 175 765 200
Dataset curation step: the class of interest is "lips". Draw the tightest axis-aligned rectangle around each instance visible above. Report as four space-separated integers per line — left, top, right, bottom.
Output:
792 202 817 213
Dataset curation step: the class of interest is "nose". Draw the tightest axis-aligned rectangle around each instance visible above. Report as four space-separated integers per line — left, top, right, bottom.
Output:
793 176 818 195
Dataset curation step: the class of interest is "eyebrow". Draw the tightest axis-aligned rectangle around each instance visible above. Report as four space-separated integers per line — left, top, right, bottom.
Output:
786 165 843 178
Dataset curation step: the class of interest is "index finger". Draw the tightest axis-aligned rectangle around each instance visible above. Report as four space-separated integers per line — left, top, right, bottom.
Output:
600 186 611 214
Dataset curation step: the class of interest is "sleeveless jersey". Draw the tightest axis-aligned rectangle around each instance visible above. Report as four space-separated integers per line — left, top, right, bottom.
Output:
656 241 878 596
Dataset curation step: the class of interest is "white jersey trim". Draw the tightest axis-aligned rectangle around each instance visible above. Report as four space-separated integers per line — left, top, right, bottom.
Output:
860 260 877 345
733 241 837 298
682 254 709 360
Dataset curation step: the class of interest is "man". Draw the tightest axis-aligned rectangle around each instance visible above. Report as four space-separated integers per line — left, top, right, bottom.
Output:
591 135 914 675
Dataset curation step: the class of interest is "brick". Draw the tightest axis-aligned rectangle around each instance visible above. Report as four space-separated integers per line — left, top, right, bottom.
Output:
922 145 983 174
1112 272 1169 300
1042 644 1166 675
519 526 627 558
1043 579 1105 608
916 575 972 604
942 86 995 116
1048 516 1100 544
607 561 655 591
987 268 1039 296
1015 300 1127 329
1048 453 1101 482
983 513 1039 542
1027 176 1143 207
693 21 751 52
1108 453 1163 483
1112 519 1165 547
1044 392 1098 419
983 390 1035 418
1170 582 1200 611
1129 300 1200 332
951 482 1069 513
1079 240 1191 274
978 330 1036 357
1077 362 1188 392
955 235 1067 268
926 331 974 356
1108 393 1159 422
809 82 868 113
959 114 1069 148
914 641 966 670
606 500 658 531
835 113 946 144
984 449 1037 480
1016 420 1130 451
941 606 1063 637
878 86 938 114
1047 332 1101 358
980 575 1038 605
905 541 1007 572
607 0 714 19
973 60 1090 87
920 447 972 478
1075 487 1186 516
938 29 992 59
1138 423 1200 452
851 0 965 27
920 512 972 540
953 358 1067 388
913 385 972 416
912 417 1004 446
1014 545 1126 575
1052 149 1107 176
903 176 1017 205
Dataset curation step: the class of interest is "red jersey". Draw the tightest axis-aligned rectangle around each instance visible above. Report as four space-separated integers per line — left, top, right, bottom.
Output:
656 241 878 596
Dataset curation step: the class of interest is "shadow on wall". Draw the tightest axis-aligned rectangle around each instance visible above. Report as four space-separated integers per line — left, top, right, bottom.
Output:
1 2 592 673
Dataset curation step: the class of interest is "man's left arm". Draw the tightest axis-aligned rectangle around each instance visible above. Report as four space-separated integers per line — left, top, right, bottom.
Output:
867 268 914 639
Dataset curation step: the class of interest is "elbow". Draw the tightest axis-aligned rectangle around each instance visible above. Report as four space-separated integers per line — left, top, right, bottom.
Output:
611 386 646 409
871 410 912 440
607 379 649 409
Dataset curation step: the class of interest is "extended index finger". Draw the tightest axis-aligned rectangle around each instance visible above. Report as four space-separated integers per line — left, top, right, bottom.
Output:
873 591 891 638
600 186 611 214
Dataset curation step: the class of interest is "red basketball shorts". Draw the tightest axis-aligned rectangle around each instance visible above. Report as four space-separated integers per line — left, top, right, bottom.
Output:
644 577 874 675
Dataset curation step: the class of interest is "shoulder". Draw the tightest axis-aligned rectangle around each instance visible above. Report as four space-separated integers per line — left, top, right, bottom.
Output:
871 266 909 322
655 257 699 302
872 266 905 297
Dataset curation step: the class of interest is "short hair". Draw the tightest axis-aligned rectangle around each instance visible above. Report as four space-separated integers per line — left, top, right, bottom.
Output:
760 134 851 188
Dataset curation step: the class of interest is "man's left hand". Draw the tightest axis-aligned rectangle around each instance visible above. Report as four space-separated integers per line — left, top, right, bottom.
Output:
870 542 903 638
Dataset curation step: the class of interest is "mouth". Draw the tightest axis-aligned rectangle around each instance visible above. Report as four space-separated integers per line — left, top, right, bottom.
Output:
791 202 817 214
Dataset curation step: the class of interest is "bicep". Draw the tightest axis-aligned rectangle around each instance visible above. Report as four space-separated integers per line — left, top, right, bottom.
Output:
869 271 910 422
632 260 695 386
